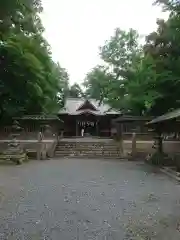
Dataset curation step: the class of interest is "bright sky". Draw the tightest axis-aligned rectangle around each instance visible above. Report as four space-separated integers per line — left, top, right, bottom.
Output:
41 0 168 84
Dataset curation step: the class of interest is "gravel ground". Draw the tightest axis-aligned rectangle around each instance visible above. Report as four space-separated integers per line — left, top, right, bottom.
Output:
0 159 180 239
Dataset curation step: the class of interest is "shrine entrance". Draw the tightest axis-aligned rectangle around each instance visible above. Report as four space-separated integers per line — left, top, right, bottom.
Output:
77 120 97 136
75 114 98 137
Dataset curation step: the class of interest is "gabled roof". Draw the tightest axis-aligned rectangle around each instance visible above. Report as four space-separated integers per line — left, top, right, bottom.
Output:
77 99 97 111
147 108 180 125
58 98 121 116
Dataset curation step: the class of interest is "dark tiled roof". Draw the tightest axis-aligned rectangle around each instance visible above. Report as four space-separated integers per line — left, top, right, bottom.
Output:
114 115 152 123
58 98 121 115
147 109 180 125
14 115 62 121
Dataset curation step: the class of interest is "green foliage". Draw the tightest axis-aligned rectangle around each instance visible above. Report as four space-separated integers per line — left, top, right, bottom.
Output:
83 1 180 116
0 0 69 121
84 66 112 101
67 83 84 98
2 0 180 120
84 28 143 113
100 28 140 77
146 152 173 166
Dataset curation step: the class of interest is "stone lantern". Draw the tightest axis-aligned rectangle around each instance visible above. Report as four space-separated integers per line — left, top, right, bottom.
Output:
6 120 27 164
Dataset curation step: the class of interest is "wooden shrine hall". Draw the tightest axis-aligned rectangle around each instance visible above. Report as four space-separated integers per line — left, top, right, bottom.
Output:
5 98 150 139
58 98 121 137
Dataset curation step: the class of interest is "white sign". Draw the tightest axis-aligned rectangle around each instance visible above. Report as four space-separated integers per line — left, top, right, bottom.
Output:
78 121 95 127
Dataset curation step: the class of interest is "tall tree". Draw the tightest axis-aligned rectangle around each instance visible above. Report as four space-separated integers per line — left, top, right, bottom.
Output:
0 0 43 38
0 0 69 120
143 16 180 114
100 28 140 80
84 28 142 113
84 2 180 116
68 83 83 98
84 66 111 100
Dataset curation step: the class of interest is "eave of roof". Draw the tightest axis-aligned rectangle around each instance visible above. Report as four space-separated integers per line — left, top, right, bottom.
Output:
14 115 62 121
147 108 180 125
74 110 101 116
114 115 152 123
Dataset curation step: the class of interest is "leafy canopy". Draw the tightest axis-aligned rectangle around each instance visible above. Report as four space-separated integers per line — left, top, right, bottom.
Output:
0 0 69 120
83 0 180 116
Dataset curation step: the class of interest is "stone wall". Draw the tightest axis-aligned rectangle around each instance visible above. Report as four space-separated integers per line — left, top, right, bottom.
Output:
123 138 180 158
122 133 154 141
163 141 180 154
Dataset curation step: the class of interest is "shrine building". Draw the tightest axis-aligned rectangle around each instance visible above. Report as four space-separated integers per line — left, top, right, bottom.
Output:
58 97 121 137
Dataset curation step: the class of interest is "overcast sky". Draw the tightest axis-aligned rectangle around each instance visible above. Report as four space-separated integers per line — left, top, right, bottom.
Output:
41 0 168 84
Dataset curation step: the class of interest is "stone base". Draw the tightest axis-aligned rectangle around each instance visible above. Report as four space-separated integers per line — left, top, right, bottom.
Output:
0 152 28 165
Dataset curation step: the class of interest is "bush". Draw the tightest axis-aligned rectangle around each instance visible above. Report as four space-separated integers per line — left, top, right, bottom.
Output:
145 152 173 166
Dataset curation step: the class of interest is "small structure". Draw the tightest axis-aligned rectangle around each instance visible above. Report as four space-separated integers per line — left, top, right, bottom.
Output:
0 115 63 140
147 108 180 153
58 98 121 137
14 115 62 134
113 115 153 158
113 115 152 139
145 109 180 166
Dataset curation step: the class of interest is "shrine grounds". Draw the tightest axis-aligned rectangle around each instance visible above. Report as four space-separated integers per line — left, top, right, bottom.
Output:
0 159 180 239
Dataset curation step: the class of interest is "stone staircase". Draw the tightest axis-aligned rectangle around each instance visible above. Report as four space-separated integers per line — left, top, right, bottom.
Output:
55 139 123 159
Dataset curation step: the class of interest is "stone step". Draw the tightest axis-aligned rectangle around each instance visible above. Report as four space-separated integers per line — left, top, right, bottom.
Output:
55 149 121 152
56 143 120 147
57 144 118 147
55 140 123 159
55 150 121 153
56 147 119 151
55 156 123 159
55 153 121 156
55 153 121 157
55 153 122 157
57 143 118 145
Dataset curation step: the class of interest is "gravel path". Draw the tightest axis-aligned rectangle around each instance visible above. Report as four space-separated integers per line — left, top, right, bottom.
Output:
0 159 180 239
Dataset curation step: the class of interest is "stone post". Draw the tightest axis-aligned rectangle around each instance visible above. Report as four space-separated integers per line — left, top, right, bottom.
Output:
40 124 51 160
131 132 137 158
37 131 43 160
116 123 124 156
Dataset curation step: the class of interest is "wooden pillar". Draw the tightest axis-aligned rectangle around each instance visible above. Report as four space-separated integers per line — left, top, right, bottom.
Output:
96 119 99 136
76 120 78 136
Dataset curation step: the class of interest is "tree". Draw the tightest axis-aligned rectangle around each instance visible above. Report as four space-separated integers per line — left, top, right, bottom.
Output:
0 0 43 38
143 14 180 115
84 66 111 100
84 28 143 113
154 0 180 13
68 83 83 98
100 28 140 80
84 3 180 116
0 0 69 121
